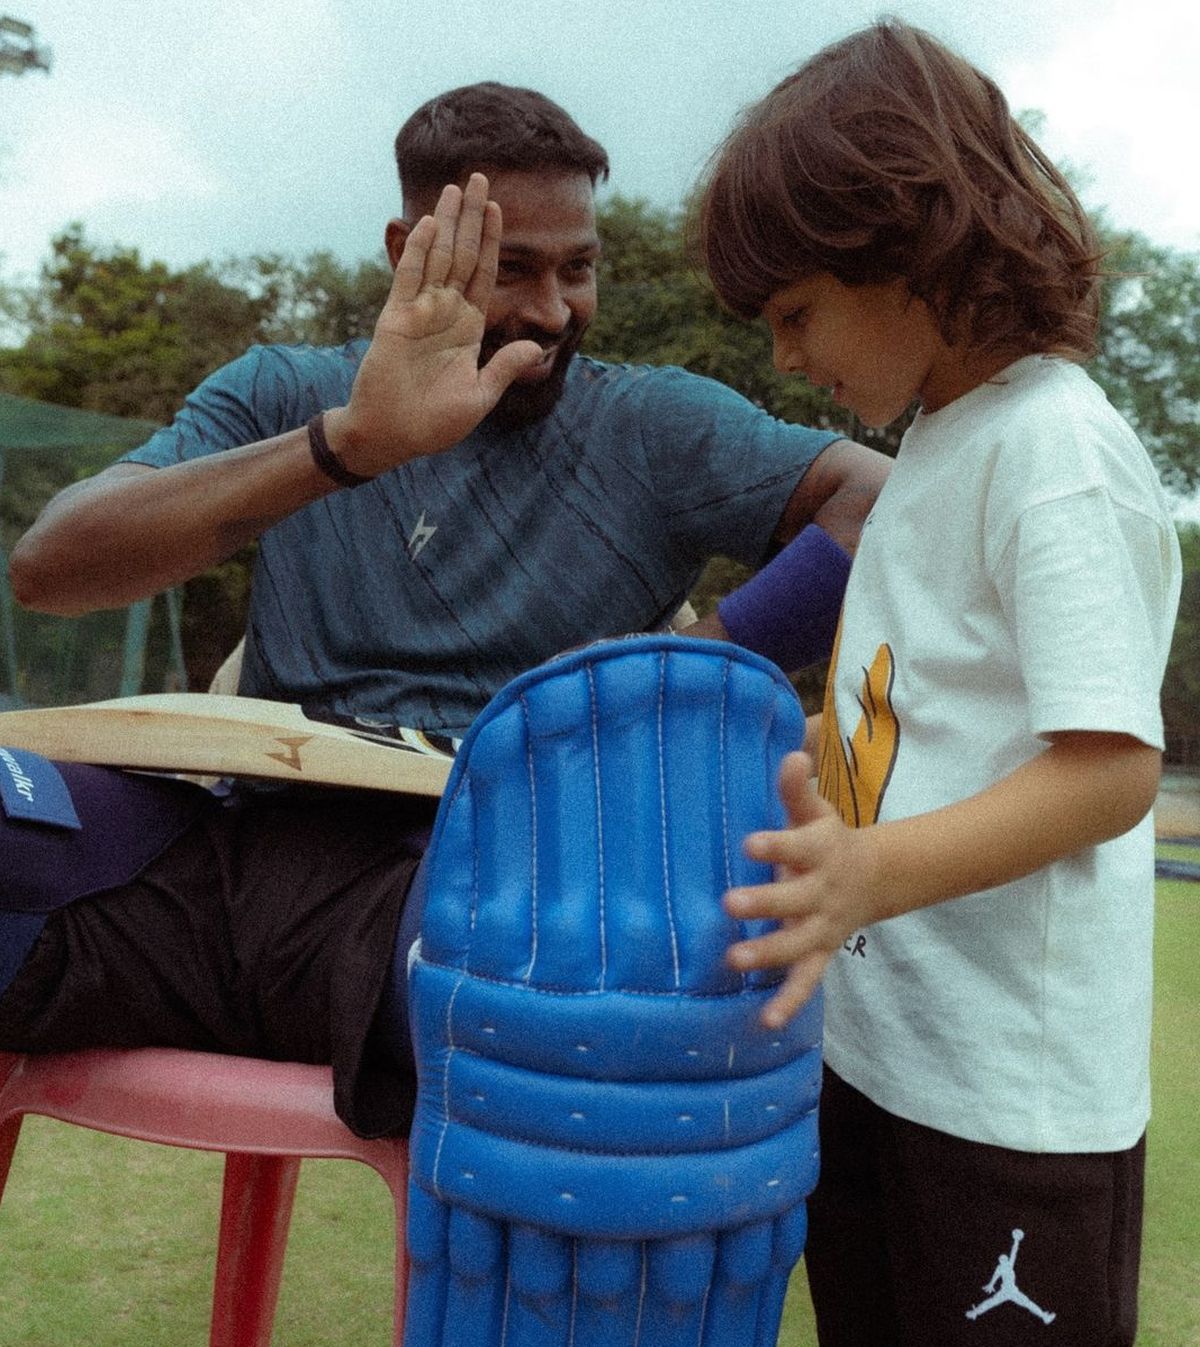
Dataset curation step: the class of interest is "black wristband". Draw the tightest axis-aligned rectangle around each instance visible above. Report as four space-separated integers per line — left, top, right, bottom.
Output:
307 412 372 489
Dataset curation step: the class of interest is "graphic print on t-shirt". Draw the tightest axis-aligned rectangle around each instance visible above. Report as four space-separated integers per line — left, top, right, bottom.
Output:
817 622 899 964
817 621 899 828
407 511 437 560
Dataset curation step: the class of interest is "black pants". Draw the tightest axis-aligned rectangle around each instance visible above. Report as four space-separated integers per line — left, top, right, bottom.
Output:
0 788 435 1138
805 1066 1145 1347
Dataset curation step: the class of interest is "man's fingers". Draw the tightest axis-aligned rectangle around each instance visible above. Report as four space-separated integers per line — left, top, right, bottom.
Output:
476 339 545 403
425 183 464 288
464 199 503 311
389 215 436 305
444 174 489 293
392 175 490 307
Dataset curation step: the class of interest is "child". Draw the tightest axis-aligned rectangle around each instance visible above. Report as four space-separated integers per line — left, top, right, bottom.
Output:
696 19 1181 1347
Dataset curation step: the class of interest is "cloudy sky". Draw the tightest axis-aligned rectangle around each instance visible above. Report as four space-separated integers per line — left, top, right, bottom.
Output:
2 0 1197 287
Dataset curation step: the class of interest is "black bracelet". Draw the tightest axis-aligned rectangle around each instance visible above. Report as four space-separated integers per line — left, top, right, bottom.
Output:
307 412 373 489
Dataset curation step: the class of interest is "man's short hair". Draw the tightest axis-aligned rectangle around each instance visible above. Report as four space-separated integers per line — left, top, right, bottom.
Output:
395 82 610 207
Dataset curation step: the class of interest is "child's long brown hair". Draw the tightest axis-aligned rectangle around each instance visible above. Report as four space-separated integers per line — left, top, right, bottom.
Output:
696 18 1100 360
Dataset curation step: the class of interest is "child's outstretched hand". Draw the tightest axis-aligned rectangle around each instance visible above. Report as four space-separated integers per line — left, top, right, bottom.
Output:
725 751 882 1027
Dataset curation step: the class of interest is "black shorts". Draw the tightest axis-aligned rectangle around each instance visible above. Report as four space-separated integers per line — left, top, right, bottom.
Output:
0 787 436 1138
805 1066 1145 1347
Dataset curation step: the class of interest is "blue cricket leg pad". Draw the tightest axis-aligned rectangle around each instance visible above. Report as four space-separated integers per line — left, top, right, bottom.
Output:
403 636 823 1345
504 1225 574 1346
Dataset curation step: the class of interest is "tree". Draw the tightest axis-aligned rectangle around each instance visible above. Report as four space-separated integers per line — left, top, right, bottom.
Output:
1162 524 1200 752
247 251 392 347
1090 229 1200 495
0 231 398 686
0 225 274 420
0 228 396 420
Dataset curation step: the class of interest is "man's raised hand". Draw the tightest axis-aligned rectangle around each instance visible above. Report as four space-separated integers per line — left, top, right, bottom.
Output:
323 173 544 476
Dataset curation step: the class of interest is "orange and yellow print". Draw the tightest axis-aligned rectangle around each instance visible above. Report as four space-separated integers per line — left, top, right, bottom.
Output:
817 621 900 828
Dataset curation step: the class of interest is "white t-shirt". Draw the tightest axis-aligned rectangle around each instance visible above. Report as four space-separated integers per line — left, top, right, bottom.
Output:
819 355 1182 1153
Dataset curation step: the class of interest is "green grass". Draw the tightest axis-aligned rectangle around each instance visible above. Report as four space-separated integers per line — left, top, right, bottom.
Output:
1136 880 1200 1347
1156 841 1200 865
1 881 1197 1345
0 1128 397 1346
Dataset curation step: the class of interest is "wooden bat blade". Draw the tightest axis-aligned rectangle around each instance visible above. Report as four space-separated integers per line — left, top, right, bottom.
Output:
0 694 455 797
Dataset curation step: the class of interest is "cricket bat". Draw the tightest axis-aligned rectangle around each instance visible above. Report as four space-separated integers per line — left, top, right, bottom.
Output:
0 693 457 796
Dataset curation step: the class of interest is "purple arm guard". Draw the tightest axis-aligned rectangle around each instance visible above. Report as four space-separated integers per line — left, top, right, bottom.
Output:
717 525 852 671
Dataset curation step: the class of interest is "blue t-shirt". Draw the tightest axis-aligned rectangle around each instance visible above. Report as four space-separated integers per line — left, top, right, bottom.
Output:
126 343 838 732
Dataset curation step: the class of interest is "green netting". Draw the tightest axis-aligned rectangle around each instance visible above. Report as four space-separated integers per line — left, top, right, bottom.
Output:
0 394 187 707
0 391 161 452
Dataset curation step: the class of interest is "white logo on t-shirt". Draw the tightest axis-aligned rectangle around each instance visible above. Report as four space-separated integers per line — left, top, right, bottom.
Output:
408 511 437 559
965 1229 1056 1325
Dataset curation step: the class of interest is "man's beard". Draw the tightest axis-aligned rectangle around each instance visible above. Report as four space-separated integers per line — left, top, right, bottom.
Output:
480 317 587 431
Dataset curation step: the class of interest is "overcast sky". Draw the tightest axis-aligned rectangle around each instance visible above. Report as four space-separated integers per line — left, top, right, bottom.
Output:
2 0 1198 287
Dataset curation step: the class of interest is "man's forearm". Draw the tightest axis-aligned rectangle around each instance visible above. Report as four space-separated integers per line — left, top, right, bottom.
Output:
776 438 891 551
9 426 339 615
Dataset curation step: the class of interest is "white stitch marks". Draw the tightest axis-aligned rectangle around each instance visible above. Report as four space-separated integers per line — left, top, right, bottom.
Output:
520 693 539 985
587 663 608 992
657 652 682 989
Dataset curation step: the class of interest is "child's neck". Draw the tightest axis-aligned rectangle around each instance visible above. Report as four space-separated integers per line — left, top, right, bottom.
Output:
920 344 1028 415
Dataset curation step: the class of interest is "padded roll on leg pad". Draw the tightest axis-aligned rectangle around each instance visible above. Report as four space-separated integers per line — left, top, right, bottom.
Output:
404 636 822 1345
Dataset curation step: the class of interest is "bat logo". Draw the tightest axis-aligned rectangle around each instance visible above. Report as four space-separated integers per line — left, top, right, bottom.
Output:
266 735 313 772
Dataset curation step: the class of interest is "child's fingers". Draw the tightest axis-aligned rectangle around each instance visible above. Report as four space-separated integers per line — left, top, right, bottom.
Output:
725 876 811 922
760 956 827 1029
742 811 838 870
725 919 809 973
778 751 830 827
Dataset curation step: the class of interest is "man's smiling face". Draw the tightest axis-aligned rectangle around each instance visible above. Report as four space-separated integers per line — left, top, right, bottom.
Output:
395 168 601 430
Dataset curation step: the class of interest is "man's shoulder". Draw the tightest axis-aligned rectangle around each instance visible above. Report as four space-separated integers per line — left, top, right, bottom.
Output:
192 339 368 399
238 338 370 377
564 354 739 411
569 353 715 385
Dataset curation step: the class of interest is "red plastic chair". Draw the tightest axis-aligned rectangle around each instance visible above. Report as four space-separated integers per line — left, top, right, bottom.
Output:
0 1047 409 1346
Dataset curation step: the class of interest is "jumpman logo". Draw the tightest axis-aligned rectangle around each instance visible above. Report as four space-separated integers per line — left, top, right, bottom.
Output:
408 511 437 559
965 1229 1056 1325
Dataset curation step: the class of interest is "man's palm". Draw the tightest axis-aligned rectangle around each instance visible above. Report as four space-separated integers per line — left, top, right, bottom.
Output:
330 175 542 476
